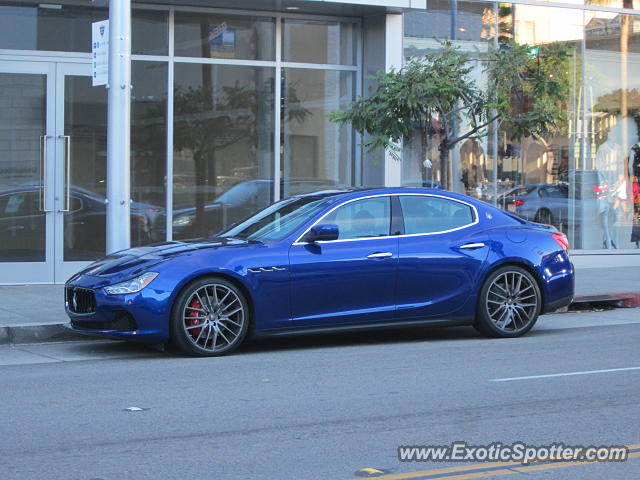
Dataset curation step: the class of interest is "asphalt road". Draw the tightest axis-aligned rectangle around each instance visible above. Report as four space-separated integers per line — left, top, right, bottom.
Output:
1 308 640 480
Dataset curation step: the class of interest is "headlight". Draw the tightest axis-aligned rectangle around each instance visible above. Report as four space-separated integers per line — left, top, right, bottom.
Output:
104 272 159 295
173 215 194 227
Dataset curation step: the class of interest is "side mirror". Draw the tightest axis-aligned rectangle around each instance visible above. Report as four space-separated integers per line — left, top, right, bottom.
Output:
305 224 339 243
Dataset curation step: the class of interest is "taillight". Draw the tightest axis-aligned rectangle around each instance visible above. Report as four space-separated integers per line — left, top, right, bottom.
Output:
593 184 608 193
552 232 569 251
513 199 525 207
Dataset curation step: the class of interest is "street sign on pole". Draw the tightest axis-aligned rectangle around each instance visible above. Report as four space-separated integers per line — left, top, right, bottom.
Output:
92 20 109 86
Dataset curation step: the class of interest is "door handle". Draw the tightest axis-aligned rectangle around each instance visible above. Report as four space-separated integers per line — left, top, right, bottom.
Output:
39 135 53 212
59 135 71 212
459 242 486 250
367 252 393 259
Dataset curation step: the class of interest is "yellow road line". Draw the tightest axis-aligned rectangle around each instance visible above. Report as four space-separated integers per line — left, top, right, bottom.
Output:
353 444 640 480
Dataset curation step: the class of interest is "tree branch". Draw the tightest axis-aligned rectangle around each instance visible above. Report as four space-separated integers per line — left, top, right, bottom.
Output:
448 114 499 147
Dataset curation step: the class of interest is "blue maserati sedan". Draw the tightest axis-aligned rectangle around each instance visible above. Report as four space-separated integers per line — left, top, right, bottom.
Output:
65 188 574 356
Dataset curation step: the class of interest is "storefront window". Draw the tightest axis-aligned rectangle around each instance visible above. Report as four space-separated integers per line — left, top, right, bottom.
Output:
283 19 357 65
131 61 167 247
0 2 106 52
172 64 275 240
582 9 640 249
132 10 169 56
174 13 275 61
281 69 355 197
402 2 640 250
402 0 495 193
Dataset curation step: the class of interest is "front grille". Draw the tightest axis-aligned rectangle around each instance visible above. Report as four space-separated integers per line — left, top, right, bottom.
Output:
70 311 138 332
66 286 96 314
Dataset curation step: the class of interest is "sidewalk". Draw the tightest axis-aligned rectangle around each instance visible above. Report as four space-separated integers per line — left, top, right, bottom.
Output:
0 265 638 345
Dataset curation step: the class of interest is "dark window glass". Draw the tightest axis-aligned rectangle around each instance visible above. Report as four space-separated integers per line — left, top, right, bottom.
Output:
400 195 474 234
132 10 168 56
0 3 106 52
321 197 391 240
174 13 275 60
282 68 354 198
131 61 167 246
282 19 357 65
172 64 275 239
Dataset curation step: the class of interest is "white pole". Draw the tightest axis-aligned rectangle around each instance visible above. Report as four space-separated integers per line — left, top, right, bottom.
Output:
384 13 403 187
106 0 131 254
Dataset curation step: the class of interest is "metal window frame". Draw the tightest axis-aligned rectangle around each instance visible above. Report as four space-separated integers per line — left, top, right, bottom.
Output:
127 4 363 241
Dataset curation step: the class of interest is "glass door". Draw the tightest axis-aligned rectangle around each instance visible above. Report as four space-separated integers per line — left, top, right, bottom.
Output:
0 61 106 284
54 63 107 283
0 61 56 284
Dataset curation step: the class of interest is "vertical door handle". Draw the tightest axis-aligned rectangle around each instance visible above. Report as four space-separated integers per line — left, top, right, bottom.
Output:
59 135 71 212
39 135 53 212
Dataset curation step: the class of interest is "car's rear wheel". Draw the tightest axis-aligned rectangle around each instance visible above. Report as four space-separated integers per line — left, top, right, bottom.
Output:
170 276 249 356
474 266 541 338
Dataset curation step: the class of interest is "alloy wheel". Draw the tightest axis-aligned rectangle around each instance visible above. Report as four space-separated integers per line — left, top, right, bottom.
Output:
485 271 538 333
182 283 245 353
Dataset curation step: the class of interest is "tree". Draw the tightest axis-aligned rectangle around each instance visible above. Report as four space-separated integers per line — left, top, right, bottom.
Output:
329 40 573 190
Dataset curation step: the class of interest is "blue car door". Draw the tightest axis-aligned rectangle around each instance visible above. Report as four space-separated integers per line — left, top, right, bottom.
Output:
288 196 399 327
395 194 489 320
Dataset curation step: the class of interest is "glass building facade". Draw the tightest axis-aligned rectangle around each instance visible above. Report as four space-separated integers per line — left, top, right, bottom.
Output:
0 0 638 283
403 1 640 251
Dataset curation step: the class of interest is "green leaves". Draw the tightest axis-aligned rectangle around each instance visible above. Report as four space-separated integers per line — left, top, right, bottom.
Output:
330 39 572 151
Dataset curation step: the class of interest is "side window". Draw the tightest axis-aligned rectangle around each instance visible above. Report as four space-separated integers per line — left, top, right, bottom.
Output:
399 195 474 234
321 196 391 240
0 192 40 218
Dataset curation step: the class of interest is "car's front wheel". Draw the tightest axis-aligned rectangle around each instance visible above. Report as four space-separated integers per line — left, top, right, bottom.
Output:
474 266 541 338
170 276 249 356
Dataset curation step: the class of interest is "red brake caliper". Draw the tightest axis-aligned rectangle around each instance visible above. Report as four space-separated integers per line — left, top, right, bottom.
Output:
188 298 203 337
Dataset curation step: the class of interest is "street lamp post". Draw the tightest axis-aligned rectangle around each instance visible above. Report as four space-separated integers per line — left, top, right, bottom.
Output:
106 0 132 254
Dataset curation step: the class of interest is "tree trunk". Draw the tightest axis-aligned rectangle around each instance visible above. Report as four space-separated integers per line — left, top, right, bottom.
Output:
439 140 449 190
421 125 429 183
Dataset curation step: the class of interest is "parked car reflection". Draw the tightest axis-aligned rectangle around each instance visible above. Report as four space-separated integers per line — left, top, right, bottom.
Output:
496 171 625 249
171 179 338 239
0 185 164 262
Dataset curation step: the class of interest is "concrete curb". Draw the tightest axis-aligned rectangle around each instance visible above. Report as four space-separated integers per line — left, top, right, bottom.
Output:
0 323 85 346
572 293 640 308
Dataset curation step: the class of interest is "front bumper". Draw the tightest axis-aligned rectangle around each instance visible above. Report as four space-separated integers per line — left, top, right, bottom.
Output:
65 279 171 343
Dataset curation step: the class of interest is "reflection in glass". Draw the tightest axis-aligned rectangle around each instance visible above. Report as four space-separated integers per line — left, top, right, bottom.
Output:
172 64 275 239
583 8 640 249
132 9 169 56
282 19 357 65
0 73 46 262
0 3 106 52
174 13 275 60
282 69 354 198
63 76 107 261
402 1 495 194
131 61 167 246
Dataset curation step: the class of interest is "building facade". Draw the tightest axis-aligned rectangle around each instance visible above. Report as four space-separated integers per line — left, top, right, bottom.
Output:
0 0 639 284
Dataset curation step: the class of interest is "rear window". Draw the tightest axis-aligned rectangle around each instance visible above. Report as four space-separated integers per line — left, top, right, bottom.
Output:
399 195 475 234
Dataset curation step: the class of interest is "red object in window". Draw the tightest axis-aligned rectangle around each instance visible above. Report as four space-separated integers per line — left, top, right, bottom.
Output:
552 232 569 251
513 199 525 207
593 184 608 194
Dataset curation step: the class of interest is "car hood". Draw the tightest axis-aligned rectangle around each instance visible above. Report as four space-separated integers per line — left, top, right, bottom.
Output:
68 237 257 281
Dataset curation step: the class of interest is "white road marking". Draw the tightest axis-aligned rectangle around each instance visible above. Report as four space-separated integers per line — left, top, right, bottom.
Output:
491 366 640 382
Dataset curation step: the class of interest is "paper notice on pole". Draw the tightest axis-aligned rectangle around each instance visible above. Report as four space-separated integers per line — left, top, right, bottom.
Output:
92 20 109 86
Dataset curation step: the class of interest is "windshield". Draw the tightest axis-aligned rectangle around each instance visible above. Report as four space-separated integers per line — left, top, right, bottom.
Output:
220 195 335 241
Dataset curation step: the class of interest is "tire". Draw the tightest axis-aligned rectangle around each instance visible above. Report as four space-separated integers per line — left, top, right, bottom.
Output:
474 266 542 338
534 208 553 225
170 276 250 356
